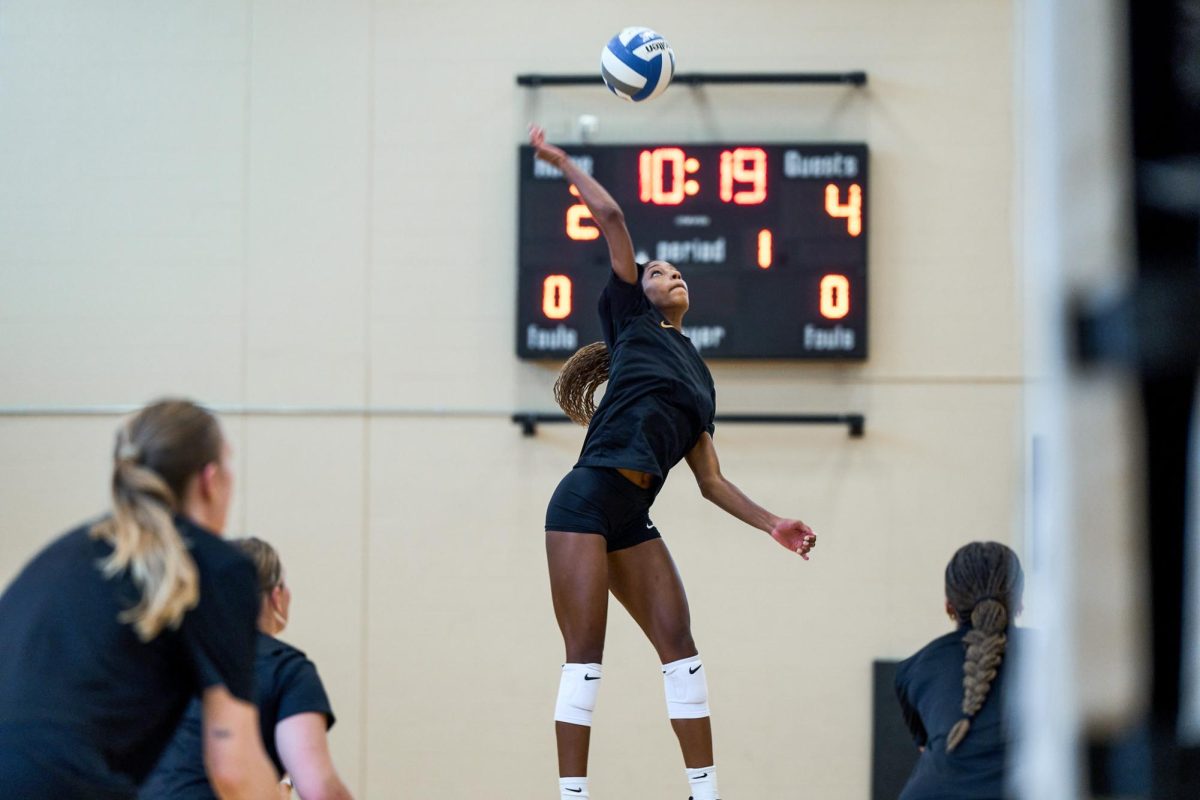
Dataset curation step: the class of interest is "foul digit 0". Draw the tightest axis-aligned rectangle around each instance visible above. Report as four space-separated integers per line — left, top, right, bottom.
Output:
819 274 850 320
542 275 573 320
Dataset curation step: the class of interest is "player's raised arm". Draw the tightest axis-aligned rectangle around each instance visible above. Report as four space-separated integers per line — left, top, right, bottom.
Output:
529 124 638 285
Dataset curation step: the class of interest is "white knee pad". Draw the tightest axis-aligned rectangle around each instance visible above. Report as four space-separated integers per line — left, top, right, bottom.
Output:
555 663 602 726
662 655 710 719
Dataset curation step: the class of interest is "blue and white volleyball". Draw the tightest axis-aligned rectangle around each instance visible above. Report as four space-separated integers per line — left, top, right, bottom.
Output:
600 27 675 103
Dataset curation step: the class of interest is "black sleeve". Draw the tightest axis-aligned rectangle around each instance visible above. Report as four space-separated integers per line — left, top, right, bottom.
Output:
894 658 928 748
707 381 717 437
179 554 259 702
598 270 649 349
275 652 336 730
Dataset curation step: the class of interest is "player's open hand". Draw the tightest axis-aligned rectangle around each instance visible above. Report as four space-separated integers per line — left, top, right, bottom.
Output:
771 519 817 560
529 124 568 167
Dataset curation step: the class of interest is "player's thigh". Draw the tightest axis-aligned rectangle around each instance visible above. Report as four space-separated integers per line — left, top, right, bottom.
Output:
607 538 696 661
546 530 610 651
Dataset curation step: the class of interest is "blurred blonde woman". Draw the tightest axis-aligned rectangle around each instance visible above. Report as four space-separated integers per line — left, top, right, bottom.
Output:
141 536 352 800
0 399 277 799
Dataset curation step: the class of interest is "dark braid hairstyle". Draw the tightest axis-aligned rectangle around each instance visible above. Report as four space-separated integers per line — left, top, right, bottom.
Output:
554 264 648 425
943 541 1024 753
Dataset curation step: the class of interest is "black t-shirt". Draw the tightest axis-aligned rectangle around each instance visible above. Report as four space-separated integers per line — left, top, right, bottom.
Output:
0 517 259 798
139 632 335 799
575 272 716 488
894 627 1025 800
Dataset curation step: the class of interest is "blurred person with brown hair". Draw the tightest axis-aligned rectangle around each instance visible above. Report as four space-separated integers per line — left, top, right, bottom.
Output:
141 536 351 800
894 541 1026 800
0 399 278 799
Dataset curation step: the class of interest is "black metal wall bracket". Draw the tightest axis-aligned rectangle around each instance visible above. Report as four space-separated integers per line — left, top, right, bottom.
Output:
516 71 867 88
513 412 865 438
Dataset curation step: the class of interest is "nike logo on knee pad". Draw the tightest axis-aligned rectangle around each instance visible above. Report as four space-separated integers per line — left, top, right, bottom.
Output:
689 664 702 674
584 674 601 680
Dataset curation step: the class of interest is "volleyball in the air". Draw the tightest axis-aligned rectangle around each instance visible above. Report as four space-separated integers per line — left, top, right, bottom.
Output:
600 27 675 103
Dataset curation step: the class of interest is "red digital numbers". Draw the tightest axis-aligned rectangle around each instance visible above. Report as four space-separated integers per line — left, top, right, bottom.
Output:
757 229 773 269
825 184 862 236
542 275 573 320
819 274 851 319
565 184 599 241
638 148 700 206
637 147 769 206
560 150 856 323
719 148 768 205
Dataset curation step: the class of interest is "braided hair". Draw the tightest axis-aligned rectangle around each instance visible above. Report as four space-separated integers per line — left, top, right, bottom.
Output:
943 541 1024 753
554 342 610 425
554 264 650 425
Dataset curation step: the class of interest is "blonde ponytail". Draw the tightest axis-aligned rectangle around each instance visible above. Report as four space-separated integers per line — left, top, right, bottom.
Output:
90 400 221 641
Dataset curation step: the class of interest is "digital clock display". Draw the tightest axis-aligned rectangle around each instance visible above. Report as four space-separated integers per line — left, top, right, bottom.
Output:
516 142 868 359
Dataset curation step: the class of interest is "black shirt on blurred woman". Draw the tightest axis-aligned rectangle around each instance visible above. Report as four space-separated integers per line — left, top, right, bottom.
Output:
140 632 335 799
894 627 1026 800
0 516 258 800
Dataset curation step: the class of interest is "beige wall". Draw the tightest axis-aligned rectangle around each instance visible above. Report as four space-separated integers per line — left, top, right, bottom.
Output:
0 1 1018 796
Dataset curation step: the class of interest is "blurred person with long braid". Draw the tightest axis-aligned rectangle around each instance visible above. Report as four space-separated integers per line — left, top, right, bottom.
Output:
141 536 352 800
0 399 277 799
894 541 1026 800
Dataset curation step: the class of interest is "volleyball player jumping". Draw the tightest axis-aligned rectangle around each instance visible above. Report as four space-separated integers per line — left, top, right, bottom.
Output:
531 125 818 800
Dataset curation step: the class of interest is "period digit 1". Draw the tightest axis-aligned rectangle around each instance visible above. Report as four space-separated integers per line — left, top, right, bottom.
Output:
757 229 773 269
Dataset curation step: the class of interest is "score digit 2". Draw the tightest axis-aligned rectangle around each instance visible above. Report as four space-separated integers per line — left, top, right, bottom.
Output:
566 185 599 241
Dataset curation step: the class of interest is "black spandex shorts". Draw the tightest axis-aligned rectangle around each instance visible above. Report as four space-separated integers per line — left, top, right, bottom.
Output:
545 466 661 552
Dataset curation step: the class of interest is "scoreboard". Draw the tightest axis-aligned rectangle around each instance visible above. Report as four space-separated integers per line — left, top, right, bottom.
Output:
517 142 868 359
